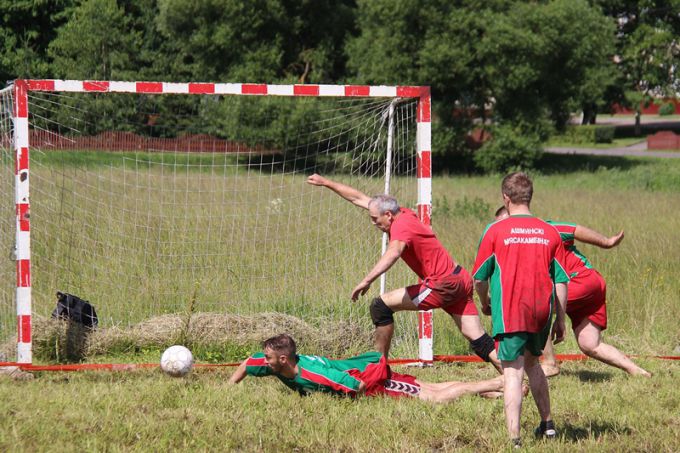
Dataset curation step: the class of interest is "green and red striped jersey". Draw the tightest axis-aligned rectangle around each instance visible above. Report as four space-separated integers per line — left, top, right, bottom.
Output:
472 215 570 336
546 221 593 277
245 351 383 396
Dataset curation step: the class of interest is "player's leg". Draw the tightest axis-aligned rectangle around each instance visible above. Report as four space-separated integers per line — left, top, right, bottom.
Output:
574 319 651 377
372 287 419 357
524 352 552 425
525 328 557 439
502 357 525 441
496 333 528 442
418 375 504 403
435 268 502 372
570 270 651 377
453 314 502 373
540 338 561 377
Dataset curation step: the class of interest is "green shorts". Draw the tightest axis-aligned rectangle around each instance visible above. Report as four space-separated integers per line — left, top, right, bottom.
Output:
495 325 551 362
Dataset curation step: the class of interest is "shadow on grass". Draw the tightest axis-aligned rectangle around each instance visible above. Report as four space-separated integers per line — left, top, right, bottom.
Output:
536 153 649 174
560 369 614 382
560 421 632 442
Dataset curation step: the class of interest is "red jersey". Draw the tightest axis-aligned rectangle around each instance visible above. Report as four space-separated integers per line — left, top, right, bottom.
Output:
389 207 456 280
472 215 570 335
546 221 594 278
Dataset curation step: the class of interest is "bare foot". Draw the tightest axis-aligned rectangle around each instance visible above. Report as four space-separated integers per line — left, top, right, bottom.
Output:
0 366 34 381
479 391 503 399
541 363 560 378
631 367 652 378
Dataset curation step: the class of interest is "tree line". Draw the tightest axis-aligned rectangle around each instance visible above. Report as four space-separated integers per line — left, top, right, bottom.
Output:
1 0 678 171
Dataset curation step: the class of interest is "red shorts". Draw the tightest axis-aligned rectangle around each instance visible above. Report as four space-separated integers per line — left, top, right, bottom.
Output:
352 354 391 395
406 266 479 316
566 269 607 330
365 370 421 398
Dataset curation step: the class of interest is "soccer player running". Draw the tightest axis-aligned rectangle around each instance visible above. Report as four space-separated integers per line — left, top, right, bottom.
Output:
495 206 651 377
229 334 506 402
306 174 501 371
472 172 569 447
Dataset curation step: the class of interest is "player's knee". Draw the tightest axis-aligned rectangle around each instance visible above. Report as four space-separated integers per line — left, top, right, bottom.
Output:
470 333 495 362
578 340 599 356
370 297 394 327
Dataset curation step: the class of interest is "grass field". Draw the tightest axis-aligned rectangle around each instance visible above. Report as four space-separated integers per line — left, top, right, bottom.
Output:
1 152 679 451
1 359 678 452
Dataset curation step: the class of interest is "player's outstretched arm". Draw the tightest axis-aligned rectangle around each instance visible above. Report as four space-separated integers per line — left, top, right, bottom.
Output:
306 173 371 210
551 282 568 344
351 240 406 300
574 225 624 249
474 280 491 316
228 359 250 385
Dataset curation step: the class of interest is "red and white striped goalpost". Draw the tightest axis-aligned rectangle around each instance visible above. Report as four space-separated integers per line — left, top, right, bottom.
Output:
11 79 433 365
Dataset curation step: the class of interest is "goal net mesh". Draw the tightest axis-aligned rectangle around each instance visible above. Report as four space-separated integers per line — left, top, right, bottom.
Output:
0 84 423 360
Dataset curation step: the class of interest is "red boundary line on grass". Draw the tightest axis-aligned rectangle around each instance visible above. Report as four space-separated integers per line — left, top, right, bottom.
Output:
3 354 679 372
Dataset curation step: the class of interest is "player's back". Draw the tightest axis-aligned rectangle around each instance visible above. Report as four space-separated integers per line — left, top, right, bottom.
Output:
481 215 564 333
390 207 455 280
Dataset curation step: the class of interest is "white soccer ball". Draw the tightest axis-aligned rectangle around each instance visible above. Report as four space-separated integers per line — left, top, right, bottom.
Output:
160 345 194 377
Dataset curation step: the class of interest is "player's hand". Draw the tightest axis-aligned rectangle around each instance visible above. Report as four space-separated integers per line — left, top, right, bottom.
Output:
351 280 371 301
605 230 624 248
551 318 566 344
306 174 327 187
481 303 491 316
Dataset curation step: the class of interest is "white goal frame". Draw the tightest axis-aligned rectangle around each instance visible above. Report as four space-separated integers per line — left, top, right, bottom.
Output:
10 79 434 365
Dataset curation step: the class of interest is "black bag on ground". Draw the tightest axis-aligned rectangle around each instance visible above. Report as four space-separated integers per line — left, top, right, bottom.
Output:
51 291 98 329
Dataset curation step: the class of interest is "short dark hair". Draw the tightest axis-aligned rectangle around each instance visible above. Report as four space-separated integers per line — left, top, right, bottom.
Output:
263 334 296 358
495 205 508 218
501 172 533 205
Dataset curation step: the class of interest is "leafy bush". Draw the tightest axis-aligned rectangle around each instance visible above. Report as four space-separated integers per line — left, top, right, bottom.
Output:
473 124 543 174
594 126 615 143
659 102 676 116
560 125 614 144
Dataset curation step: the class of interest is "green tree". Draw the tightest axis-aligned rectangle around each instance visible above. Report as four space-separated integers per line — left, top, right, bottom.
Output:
156 0 354 83
591 1 680 132
480 0 615 130
347 0 512 170
0 0 73 83
48 0 138 80
347 0 615 169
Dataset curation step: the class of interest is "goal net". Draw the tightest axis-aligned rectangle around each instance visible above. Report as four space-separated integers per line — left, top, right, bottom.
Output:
0 80 432 364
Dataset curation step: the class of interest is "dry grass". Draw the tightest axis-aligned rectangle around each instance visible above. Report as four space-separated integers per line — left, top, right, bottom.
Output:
1 312 373 362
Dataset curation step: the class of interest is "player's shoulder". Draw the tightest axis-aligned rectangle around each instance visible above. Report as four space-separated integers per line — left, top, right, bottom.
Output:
397 207 419 222
545 219 576 230
481 217 506 235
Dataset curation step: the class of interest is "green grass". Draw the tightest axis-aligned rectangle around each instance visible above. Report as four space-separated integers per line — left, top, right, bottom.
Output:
1 151 679 451
1 359 678 452
2 152 679 361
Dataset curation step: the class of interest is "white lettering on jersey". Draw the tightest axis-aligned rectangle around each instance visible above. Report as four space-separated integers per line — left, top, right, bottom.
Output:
503 237 550 246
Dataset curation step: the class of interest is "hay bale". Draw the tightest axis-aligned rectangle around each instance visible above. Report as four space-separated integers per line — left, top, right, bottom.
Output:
29 311 373 361
31 316 92 362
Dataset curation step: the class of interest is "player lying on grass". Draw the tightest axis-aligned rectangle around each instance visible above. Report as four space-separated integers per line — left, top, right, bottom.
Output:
306 174 500 372
494 206 650 378
228 334 508 402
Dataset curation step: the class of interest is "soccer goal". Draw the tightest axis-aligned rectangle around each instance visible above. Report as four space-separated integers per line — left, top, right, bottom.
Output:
0 80 433 365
